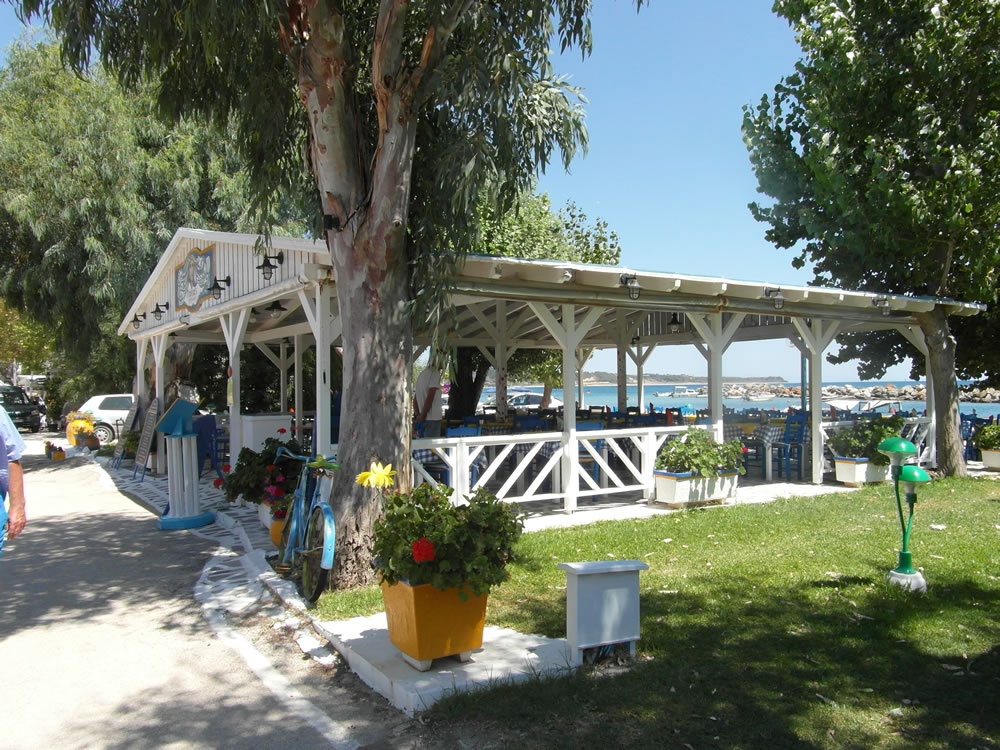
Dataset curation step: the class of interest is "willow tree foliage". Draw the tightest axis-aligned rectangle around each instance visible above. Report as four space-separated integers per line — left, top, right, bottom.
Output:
743 0 1000 476
16 1 625 585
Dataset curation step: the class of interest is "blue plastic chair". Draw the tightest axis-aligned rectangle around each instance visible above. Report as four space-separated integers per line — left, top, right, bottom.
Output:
576 421 604 483
773 414 807 480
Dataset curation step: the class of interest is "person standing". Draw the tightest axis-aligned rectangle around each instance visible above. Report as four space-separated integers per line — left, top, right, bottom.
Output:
0 404 27 558
414 366 443 438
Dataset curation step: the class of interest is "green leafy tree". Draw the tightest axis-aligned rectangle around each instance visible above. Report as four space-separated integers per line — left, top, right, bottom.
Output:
0 38 312 396
14 1 631 585
743 0 1000 475
446 193 621 418
0 301 55 383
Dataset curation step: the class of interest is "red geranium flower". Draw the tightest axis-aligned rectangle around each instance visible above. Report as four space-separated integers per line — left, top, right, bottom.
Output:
277 428 287 434
266 464 276 471
213 478 223 489
223 464 231 472
272 509 287 519
411 536 435 562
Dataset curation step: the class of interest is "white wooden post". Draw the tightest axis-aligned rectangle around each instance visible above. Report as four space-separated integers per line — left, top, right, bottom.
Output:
151 333 169 474
279 340 288 413
792 318 842 484
293 334 303 431
899 325 936 467
530 302 605 513
135 337 149 403
220 308 250 462
615 310 628 413
687 313 746 442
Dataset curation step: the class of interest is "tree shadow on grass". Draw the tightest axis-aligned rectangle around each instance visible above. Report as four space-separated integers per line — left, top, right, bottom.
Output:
433 571 1000 749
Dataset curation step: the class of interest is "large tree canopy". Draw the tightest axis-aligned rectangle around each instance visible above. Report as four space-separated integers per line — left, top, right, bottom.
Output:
743 0 1000 475
19 1 621 586
0 37 312 401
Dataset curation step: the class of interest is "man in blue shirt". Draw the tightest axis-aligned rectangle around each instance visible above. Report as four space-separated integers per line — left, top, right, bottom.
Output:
0 404 27 558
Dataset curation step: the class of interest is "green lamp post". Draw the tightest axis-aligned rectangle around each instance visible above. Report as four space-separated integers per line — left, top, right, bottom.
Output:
877 436 931 592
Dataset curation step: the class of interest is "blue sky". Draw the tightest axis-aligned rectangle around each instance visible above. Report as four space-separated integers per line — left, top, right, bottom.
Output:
0 4 917 383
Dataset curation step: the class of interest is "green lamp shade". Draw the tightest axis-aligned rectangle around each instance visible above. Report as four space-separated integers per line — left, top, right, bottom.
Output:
898 463 931 495
878 436 918 466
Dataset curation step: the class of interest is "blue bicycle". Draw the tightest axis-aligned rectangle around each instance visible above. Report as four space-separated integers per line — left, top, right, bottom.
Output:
273 448 339 602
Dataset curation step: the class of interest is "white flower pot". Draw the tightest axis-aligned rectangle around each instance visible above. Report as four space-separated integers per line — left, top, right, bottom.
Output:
653 470 739 509
833 457 890 487
980 449 1000 470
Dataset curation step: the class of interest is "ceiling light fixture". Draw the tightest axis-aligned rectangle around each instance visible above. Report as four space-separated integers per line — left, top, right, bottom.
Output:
764 286 784 311
619 273 641 301
669 312 681 334
266 300 287 319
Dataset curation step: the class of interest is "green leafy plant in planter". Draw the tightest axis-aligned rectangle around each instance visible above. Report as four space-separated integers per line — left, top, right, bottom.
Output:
369 474 524 598
974 423 1000 451
828 415 904 464
121 430 140 457
221 431 304 505
654 427 746 477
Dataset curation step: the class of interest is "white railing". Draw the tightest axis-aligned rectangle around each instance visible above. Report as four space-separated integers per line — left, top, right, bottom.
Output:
411 424 693 511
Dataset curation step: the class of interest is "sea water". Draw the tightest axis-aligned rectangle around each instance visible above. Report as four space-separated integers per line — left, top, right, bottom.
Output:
529 381 999 419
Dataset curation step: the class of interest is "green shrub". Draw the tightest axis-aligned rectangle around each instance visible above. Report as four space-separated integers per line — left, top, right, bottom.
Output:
654 427 745 477
372 484 524 597
974 423 1000 450
827 415 904 464
222 432 304 504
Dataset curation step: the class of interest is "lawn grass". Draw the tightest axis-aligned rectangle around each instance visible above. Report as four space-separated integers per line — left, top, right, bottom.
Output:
316 476 1000 748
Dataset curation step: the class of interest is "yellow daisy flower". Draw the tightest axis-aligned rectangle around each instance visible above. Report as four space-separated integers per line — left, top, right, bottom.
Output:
356 461 396 488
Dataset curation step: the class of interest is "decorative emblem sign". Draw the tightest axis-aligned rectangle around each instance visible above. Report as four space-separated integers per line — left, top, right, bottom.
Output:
175 245 215 312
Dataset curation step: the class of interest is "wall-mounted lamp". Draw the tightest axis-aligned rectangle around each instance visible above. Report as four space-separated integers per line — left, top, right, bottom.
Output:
620 273 641 301
669 312 681 334
266 300 287 319
209 275 231 301
873 295 891 316
764 287 784 311
561 269 574 283
131 312 146 330
152 302 170 321
256 251 285 282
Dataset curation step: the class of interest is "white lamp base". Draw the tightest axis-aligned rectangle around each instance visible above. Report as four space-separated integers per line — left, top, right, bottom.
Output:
887 570 927 593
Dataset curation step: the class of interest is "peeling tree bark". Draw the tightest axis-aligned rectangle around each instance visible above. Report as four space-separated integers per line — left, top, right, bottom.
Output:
297 1 425 587
915 308 966 477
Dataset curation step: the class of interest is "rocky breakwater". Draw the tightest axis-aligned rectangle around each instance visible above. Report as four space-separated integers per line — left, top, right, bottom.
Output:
819 383 1000 403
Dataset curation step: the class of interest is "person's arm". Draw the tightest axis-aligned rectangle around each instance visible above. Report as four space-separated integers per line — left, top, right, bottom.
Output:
5 459 25 539
417 387 439 423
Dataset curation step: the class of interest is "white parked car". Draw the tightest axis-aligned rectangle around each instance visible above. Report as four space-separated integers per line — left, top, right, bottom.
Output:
77 393 136 443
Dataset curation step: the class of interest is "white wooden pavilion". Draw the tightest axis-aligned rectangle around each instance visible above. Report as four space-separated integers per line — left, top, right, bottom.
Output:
118 228 983 512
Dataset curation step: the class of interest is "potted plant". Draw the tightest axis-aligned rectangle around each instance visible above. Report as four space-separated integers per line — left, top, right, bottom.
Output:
220 431 304 506
652 427 745 508
363 462 524 671
975 423 1000 470
828 416 904 486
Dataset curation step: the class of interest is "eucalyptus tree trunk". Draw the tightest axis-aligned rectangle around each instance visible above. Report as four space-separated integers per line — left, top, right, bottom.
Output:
300 3 419 587
916 308 966 477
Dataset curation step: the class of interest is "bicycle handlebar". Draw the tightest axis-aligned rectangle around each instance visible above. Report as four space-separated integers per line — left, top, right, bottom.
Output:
274 446 338 466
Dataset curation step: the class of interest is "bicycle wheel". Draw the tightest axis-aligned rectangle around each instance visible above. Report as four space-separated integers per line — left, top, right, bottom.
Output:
300 505 329 602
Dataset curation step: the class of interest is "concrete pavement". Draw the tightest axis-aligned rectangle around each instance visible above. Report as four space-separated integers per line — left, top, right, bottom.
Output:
0 434 425 749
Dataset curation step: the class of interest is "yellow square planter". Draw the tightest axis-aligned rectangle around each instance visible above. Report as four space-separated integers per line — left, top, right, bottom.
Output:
51 450 66 461
381 580 487 670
